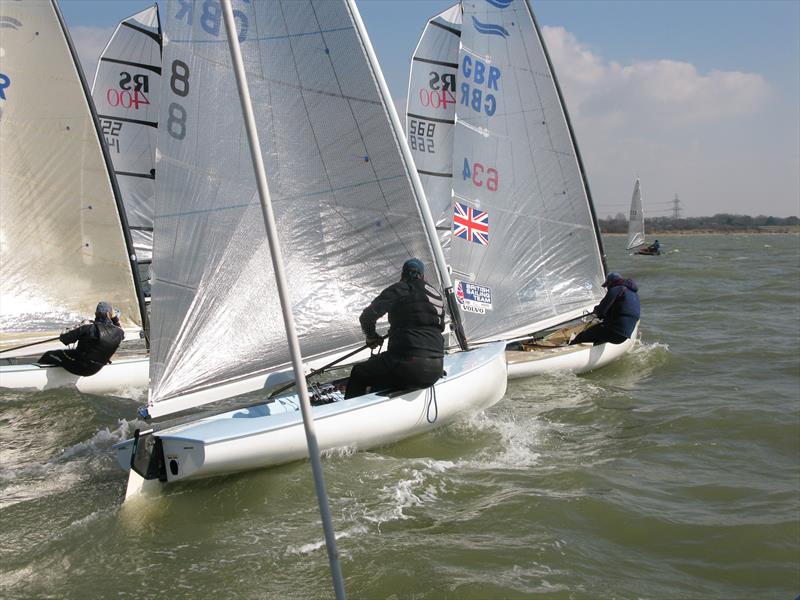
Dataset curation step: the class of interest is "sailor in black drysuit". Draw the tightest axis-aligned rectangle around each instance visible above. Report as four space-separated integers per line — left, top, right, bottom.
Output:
37 301 125 376
344 258 445 399
570 272 640 346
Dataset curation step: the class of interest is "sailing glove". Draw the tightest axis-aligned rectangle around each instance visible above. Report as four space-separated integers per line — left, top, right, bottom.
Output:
365 335 383 349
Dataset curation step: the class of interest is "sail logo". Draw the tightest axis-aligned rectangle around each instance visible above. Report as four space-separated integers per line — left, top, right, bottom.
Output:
460 56 500 116
486 0 514 8
0 73 10 101
0 16 22 30
453 201 489 246
455 280 493 314
471 16 509 38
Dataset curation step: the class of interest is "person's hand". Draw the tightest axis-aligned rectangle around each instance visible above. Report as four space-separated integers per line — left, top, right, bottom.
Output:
365 335 382 349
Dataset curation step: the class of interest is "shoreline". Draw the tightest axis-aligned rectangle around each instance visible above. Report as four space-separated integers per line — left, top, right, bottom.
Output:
602 228 800 236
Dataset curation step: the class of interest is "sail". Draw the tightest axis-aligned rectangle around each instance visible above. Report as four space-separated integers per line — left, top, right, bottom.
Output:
406 4 462 250
91 5 161 265
626 178 645 249
0 0 143 350
407 0 606 343
150 0 441 416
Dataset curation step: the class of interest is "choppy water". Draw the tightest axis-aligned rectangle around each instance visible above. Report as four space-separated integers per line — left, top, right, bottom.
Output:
1 234 798 599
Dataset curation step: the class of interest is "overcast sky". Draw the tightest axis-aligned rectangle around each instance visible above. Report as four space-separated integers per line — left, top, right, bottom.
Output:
60 0 799 218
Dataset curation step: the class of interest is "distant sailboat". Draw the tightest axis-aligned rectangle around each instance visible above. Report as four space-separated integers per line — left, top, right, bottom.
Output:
114 0 507 493
91 5 161 278
627 178 645 250
0 0 149 393
406 0 637 377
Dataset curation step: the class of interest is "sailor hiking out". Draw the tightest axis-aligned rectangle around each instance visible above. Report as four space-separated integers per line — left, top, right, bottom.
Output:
570 273 640 346
345 259 446 399
37 301 125 376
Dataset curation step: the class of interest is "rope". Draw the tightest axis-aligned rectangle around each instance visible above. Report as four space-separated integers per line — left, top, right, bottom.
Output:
426 384 438 424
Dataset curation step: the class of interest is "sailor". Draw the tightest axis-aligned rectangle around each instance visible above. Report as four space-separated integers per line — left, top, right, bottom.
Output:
647 239 661 253
344 258 445 399
570 272 640 346
37 301 125 376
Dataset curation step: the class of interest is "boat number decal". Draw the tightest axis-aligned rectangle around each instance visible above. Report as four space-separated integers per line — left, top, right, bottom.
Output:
0 73 10 100
460 56 500 116
167 60 190 141
174 0 250 43
408 118 436 153
100 119 123 153
418 70 457 112
463 158 499 192
455 280 493 314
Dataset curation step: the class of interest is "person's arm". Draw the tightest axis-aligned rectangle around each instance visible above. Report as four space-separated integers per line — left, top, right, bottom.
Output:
59 324 89 345
593 287 625 320
359 282 407 337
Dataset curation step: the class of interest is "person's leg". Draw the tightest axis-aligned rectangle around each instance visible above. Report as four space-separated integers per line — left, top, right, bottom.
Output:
37 350 66 366
344 354 393 399
38 350 99 376
392 356 445 390
571 325 627 346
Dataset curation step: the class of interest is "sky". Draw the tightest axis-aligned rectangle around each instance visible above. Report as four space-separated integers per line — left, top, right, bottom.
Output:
59 0 800 218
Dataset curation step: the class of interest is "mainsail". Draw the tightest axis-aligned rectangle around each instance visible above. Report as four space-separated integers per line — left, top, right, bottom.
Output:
407 0 606 343
150 0 443 417
91 5 161 266
626 178 645 250
0 0 144 349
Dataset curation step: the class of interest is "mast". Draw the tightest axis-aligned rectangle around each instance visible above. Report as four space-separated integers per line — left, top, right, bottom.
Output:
347 0 468 350
523 0 607 275
219 2 345 598
51 0 149 343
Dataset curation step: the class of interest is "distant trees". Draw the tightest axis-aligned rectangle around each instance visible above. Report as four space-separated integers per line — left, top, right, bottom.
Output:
598 214 799 233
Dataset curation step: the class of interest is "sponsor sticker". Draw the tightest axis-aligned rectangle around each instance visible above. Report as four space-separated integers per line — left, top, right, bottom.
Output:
455 280 492 314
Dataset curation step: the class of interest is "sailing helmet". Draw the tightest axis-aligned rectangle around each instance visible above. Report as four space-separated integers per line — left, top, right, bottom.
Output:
96 301 113 314
402 258 425 280
602 272 624 287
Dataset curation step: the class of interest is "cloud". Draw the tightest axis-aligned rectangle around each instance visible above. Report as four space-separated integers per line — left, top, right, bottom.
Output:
70 25 113 84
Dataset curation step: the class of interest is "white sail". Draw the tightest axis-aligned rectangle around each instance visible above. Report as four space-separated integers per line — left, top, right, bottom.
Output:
407 0 606 344
626 178 645 250
91 5 161 265
149 0 444 417
0 0 144 351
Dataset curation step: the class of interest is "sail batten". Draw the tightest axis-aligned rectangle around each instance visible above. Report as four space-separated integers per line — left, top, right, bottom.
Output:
148 0 444 416
407 0 606 342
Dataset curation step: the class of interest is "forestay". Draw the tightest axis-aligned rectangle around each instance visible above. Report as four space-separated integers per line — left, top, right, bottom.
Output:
91 5 161 265
0 0 143 350
626 178 645 250
407 0 606 343
150 0 440 416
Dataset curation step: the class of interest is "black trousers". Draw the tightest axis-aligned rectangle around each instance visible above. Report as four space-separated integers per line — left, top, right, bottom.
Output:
37 350 103 376
570 324 628 346
345 353 444 399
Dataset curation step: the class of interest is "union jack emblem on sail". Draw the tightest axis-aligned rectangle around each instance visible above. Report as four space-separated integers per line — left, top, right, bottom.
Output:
453 202 489 246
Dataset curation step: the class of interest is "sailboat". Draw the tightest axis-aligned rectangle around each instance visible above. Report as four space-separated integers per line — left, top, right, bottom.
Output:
406 0 637 378
91 4 161 283
0 0 150 394
113 0 507 492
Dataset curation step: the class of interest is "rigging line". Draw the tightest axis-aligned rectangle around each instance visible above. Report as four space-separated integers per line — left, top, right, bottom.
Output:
121 20 161 46
429 20 461 38
100 56 161 74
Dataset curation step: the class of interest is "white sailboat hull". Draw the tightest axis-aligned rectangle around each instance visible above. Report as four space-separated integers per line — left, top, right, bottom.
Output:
0 355 149 394
115 343 507 485
506 324 638 379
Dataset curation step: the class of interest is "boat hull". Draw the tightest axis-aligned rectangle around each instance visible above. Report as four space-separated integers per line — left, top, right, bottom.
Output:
0 355 149 394
506 324 638 379
115 343 507 483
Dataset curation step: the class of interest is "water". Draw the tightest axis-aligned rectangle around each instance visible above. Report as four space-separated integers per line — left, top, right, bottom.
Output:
1 234 798 599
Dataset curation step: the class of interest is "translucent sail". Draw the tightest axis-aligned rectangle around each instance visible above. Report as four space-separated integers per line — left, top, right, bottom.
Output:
91 5 161 265
626 178 645 250
405 4 462 251
407 0 606 343
150 0 440 415
0 0 143 351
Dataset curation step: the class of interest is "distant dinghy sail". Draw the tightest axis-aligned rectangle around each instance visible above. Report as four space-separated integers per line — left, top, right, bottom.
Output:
0 0 146 353
626 178 645 250
91 5 162 266
407 0 607 345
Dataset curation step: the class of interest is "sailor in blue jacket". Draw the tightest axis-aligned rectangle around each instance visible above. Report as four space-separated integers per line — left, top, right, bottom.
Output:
570 272 640 345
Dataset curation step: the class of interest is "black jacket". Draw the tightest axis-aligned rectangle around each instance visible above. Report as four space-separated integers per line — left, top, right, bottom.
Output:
594 279 640 338
360 278 445 358
60 320 125 367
